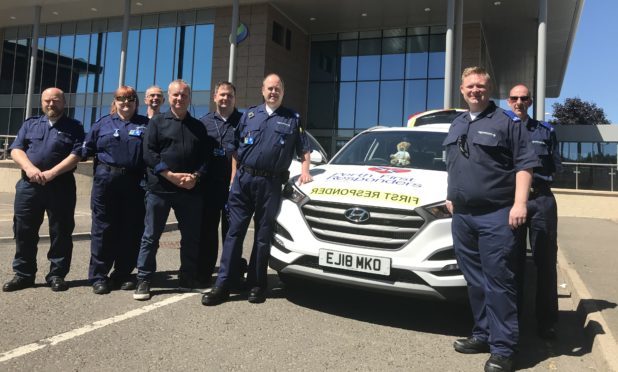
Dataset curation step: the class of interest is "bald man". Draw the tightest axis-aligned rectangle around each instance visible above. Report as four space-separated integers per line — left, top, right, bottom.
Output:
144 85 165 118
3 87 84 293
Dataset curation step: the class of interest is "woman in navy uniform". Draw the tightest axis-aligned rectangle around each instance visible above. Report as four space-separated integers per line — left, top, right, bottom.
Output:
82 86 150 294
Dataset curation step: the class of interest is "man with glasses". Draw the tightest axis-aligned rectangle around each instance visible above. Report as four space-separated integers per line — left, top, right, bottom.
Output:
3 87 84 293
134 79 212 301
144 86 165 118
507 84 561 339
443 67 539 372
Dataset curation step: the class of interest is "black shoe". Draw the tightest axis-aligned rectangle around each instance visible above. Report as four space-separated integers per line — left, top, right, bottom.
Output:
538 325 557 340
110 276 136 291
453 337 490 354
93 281 110 295
2 276 35 292
178 276 206 293
120 280 136 291
50 277 68 292
484 354 513 372
133 280 151 301
248 286 266 304
201 286 229 306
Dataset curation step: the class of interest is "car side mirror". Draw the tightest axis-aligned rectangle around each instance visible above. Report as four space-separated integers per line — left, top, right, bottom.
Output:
310 150 324 164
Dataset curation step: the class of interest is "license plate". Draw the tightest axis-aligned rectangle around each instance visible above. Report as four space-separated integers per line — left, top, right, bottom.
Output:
318 249 391 276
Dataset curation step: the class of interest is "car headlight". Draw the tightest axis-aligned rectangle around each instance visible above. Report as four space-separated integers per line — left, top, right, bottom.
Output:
282 182 309 205
422 201 452 219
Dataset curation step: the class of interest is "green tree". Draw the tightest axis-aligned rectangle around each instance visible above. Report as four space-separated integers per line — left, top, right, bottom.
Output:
550 97 610 125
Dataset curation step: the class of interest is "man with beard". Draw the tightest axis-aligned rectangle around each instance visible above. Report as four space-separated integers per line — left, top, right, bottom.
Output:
3 87 84 292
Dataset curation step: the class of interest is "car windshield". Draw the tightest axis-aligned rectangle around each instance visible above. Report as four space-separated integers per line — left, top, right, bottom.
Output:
331 130 447 171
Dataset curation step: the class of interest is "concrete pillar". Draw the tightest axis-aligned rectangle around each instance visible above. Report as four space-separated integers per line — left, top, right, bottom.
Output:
443 0 455 108
228 0 239 83
536 0 547 120
454 0 463 107
25 5 41 119
118 0 130 87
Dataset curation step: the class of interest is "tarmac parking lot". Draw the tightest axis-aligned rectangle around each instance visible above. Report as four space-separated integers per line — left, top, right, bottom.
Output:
0 226 602 371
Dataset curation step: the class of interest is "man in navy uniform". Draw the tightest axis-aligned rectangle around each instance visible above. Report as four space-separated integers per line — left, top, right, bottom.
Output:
134 79 212 301
3 87 84 292
507 84 561 339
198 81 243 286
202 73 312 305
443 67 539 372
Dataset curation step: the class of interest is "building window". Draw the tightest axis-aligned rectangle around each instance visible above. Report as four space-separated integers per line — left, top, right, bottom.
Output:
272 21 284 45
307 26 446 135
285 28 292 50
0 10 214 134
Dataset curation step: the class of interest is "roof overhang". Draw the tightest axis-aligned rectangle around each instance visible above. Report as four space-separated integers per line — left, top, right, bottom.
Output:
0 0 583 98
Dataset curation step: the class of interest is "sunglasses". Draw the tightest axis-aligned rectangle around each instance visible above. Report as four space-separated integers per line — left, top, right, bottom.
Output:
115 96 137 102
457 134 469 158
508 96 530 102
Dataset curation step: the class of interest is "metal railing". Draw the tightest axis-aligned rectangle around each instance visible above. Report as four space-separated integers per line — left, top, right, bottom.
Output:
553 162 618 192
1 135 16 160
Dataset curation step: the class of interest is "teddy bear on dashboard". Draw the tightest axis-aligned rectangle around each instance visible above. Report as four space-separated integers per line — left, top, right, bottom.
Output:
390 141 411 166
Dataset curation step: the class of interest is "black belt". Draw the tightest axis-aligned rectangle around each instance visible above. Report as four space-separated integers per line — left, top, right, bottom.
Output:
99 163 141 176
530 183 552 196
241 165 283 178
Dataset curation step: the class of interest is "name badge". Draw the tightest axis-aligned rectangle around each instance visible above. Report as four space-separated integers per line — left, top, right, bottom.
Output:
244 137 254 145
128 129 142 137
213 148 226 157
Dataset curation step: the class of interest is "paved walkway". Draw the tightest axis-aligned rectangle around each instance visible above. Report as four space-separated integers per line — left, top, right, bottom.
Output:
0 191 616 370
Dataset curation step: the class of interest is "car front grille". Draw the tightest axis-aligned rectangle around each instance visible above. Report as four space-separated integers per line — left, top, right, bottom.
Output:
300 200 425 250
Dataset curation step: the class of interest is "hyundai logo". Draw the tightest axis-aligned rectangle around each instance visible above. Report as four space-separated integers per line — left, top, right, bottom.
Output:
344 207 370 223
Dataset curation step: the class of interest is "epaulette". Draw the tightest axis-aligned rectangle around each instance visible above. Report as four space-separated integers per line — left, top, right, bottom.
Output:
25 115 43 122
539 120 554 132
246 106 259 119
503 110 521 122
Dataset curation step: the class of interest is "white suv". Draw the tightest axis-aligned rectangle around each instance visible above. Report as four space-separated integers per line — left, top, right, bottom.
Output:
270 124 466 300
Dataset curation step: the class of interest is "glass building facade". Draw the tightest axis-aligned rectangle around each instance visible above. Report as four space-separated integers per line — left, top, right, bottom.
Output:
306 26 446 152
0 9 215 134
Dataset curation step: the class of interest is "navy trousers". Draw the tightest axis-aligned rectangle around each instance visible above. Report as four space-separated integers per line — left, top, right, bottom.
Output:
452 205 521 357
524 191 559 327
198 181 230 283
215 170 281 289
136 191 203 282
89 167 145 284
12 174 76 282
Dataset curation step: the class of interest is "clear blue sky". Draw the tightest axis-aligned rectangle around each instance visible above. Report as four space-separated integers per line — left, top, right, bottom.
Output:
544 1 617 123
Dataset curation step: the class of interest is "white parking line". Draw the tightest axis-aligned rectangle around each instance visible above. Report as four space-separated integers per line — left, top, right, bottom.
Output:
0 292 198 363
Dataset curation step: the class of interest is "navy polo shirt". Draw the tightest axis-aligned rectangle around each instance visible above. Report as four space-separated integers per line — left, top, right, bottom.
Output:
10 114 84 171
524 116 562 185
200 109 242 182
443 102 540 210
82 113 150 170
234 104 310 173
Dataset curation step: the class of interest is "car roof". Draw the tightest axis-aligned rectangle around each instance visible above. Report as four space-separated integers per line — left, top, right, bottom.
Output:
365 123 451 133
407 108 467 127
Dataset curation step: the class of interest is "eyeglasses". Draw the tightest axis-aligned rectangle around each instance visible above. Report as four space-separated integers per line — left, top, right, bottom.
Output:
115 96 136 102
457 134 469 158
508 96 530 102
